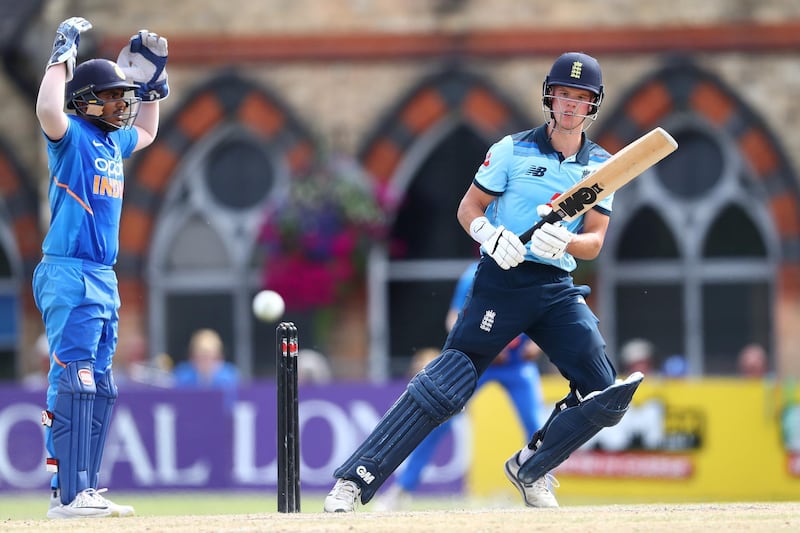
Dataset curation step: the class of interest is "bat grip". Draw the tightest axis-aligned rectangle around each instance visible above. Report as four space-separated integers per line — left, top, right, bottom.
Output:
519 210 563 242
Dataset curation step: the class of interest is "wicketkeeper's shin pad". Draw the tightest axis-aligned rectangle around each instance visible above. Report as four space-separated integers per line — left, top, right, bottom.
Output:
89 369 118 488
51 361 96 504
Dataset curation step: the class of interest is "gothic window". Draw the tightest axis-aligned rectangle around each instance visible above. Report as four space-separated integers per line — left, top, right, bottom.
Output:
148 128 288 378
601 122 776 375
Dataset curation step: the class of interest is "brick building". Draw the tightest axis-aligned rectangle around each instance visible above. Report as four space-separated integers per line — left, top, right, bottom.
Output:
1 0 799 380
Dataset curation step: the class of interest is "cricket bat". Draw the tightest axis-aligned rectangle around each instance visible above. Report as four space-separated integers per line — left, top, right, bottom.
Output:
519 127 678 242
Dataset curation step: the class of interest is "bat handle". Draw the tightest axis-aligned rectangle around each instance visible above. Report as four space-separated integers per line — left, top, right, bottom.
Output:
519 210 562 242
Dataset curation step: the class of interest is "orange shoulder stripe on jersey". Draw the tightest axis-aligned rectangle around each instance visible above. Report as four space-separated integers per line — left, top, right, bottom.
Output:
53 176 94 216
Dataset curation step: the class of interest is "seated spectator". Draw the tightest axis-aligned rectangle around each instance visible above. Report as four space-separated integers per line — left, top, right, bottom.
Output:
173 329 239 405
620 338 656 376
737 343 768 379
114 333 174 388
662 354 688 378
297 349 333 384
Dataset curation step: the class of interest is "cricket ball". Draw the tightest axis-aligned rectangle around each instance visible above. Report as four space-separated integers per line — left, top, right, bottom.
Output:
252 290 285 322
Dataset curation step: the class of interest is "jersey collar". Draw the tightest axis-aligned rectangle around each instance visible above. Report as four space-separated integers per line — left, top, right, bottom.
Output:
533 124 591 165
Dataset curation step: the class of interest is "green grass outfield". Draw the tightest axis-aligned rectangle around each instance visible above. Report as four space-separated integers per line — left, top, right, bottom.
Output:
4 490 788 520
1 491 310 519
2 491 501 520
3 495 800 533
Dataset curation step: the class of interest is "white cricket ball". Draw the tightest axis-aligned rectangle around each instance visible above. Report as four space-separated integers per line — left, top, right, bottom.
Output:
252 290 285 322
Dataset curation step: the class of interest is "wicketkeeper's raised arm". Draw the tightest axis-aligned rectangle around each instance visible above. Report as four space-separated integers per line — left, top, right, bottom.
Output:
117 29 169 149
37 17 93 139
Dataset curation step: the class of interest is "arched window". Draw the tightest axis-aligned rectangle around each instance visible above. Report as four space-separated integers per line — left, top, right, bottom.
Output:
600 121 777 375
148 128 290 378
362 70 531 379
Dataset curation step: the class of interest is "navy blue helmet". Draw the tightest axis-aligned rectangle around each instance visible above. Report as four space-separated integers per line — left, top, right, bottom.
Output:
66 59 140 130
543 52 604 115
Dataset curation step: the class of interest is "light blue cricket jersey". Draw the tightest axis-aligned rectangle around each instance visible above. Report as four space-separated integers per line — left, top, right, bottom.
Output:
474 124 613 272
41 116 138 266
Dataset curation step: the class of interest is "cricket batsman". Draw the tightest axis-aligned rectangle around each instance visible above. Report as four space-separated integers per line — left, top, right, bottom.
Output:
324 51 644 512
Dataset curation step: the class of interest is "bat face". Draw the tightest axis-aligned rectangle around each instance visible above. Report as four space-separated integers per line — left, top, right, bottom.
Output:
519 127 677 242
553 182 606 220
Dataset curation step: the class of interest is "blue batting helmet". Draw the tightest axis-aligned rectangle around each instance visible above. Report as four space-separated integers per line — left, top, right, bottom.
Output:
543 52 604 114
66 59 137 109
66 59 140 130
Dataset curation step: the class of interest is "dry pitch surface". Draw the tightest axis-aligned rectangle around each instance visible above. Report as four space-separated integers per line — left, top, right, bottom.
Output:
4 503 799 532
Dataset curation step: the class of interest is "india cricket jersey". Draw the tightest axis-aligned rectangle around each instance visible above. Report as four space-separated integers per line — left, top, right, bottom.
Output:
41 116 137 266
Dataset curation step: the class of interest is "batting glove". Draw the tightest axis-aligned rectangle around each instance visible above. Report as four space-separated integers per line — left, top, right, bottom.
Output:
530 204 574 260
117 30 169 101
470 216 526 270
47 17 92 82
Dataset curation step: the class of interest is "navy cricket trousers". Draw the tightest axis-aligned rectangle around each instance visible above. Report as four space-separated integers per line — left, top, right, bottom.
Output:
444 256 617 397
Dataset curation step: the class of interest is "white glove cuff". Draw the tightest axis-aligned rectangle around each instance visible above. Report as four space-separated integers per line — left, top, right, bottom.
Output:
469 216 496 244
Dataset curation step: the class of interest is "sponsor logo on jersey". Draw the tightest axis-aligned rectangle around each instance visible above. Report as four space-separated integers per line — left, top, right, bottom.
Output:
526 165 547 177
92 156 125 199
482 151 491 167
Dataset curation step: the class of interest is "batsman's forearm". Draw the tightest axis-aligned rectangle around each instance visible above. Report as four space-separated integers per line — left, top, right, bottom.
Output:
565 231 604 260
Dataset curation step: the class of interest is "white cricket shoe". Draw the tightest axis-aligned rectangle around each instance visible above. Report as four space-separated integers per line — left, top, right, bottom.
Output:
94 488 136 516
504 452 559 508
47 488 112 519
324 479 361 513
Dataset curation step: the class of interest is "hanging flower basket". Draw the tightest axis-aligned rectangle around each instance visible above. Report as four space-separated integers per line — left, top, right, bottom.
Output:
259 153 388 312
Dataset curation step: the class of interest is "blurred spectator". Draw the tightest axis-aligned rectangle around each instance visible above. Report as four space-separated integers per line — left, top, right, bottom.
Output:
619 338 656 376
114 333 174 388
737 343 768 378
662 354 689 378
297 349 333 384
21 333 50 389
173 329 240 405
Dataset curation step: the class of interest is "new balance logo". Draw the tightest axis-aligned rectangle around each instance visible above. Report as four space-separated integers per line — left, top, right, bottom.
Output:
526 165 547 177
479 310 496 332
356 465 375 484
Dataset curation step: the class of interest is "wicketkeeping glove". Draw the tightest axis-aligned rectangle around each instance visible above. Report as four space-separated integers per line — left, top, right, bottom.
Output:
47 17 92 82
117 30 169 101
470 216 526 270
530 204 574 260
